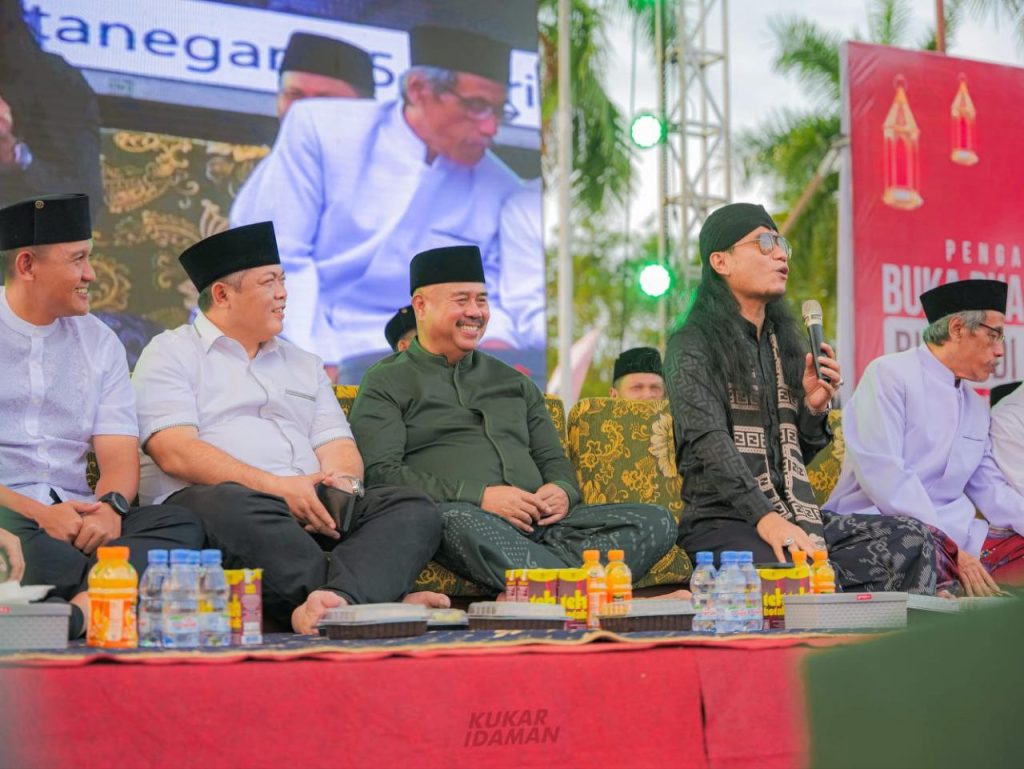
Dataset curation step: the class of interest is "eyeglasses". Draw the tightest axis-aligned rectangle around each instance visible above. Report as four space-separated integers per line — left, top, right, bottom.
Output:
977 322 1005 344
439 87 519 123
731 232 792 258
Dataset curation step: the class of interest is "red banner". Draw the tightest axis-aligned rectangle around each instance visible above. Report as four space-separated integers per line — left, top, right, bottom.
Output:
839 42 1024 388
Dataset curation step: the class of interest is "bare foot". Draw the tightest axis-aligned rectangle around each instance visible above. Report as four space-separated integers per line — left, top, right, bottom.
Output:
402 591 450 608
292 589 345 634
495 591 508 602
937 589 957 600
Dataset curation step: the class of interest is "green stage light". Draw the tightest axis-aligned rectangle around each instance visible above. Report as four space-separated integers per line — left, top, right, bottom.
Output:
629 112 665 149
638 263 671 297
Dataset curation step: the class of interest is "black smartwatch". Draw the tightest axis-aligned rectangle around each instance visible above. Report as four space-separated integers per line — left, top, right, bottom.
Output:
98 491 130 518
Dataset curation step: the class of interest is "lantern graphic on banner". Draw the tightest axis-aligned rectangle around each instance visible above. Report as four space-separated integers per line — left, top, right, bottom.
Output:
950 73 978 166
882 76 923 210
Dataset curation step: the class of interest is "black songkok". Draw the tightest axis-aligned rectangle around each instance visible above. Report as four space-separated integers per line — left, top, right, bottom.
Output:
919 279 1008 324
698 203 779 268
179 222 280 294
409 245 485 294
613 347 664 383
385 305 417 351
409 25 511 84
0 194 92 250
990 381 1021 408
280 32 375 97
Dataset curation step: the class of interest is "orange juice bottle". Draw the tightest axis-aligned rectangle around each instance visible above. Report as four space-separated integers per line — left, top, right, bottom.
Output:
605 549 632 615
810 550 836 594
791 550 811 594
87 546 138 648
582 550 606 629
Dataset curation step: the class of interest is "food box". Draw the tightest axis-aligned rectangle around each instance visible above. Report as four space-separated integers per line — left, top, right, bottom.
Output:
319 603 429 639
784 592 907 631
597 599 695 633
0 601 70 650
467 601 568 630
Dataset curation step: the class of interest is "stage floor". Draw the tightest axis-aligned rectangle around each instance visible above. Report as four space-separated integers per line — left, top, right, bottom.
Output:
0 629 870 769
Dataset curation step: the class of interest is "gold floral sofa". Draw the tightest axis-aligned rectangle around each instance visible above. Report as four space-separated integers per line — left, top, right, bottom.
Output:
88 389 842 597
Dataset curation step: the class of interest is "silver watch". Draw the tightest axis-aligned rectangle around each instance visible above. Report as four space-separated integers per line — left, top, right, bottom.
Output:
13 141 33 170
337 474 365 497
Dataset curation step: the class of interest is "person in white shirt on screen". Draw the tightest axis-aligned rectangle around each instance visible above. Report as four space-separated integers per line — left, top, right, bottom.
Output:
234 31 376 209
230 25 528 366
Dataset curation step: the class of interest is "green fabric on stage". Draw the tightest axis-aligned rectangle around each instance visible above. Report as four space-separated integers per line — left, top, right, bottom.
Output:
806 595 1024 769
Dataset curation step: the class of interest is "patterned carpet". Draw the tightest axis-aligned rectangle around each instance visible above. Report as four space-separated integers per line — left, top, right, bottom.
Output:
0 627 868 667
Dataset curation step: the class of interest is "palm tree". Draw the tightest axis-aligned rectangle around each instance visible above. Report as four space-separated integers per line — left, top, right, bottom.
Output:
961 0 1024 47
736 0 965 331
537 0 638 217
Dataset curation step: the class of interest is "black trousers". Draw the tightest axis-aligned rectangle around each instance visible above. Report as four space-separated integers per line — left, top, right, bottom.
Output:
678 511 937 594
168 482 443 624
0 503 204 600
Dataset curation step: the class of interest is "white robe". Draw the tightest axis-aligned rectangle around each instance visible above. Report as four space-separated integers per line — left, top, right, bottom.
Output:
990 384 1024 495
825 345 1024 555
230 98 523 362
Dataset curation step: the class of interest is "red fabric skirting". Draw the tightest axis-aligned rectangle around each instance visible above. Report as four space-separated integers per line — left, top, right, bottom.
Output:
0 642 813 769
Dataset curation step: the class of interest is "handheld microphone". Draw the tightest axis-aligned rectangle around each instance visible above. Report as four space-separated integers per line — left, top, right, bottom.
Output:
801 299 827 382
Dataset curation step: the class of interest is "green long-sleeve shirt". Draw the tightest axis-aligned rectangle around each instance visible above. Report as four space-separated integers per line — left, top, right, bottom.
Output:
349 339 581 508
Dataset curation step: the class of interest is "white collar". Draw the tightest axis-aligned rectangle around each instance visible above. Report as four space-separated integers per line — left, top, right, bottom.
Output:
0 287 61 338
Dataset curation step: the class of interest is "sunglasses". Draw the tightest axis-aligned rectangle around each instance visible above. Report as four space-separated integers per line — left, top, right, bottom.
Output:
732 232 792 257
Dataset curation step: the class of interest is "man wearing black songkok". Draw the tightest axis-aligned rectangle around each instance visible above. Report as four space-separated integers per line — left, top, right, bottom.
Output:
349 245 676 594
827 279 1024 597
664 202 936 593
0 194 202 636
275 32 375 119
384 305 417 352
132 222 447 634
610 347 665 400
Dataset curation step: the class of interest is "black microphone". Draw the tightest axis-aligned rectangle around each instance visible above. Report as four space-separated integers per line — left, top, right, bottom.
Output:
802 299 827 382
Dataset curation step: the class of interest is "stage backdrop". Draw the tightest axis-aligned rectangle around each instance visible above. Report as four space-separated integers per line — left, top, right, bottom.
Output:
3 0 544 384
838 41 1024 391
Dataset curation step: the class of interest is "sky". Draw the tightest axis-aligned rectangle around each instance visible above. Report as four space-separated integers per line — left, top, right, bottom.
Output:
599 0 1023 230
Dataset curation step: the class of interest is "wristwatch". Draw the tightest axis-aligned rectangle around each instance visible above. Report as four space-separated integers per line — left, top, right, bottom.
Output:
336 475 365 497
13 140 33 170
98 491 131 518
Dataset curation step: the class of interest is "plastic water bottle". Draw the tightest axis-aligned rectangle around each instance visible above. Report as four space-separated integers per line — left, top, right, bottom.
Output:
689 551 717 633
138 549 169 648
714 552 745 634
162 549 199 648
737 551 763 632
198 549 231 647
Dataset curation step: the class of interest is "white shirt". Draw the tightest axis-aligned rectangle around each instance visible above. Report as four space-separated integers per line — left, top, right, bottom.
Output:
991 384 1024 494
825 345 1024 555
230 98 523 362
133 312 353 505
0 287 137 505
496 179 546 349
